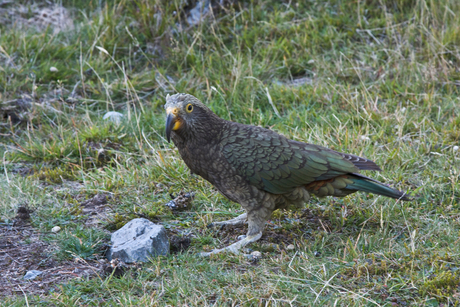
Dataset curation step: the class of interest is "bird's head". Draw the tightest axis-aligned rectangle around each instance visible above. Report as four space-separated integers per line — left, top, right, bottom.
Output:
164 93 215 143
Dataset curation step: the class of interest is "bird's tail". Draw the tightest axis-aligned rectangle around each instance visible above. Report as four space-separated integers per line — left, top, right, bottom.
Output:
305 174 411 201
344 173 411 201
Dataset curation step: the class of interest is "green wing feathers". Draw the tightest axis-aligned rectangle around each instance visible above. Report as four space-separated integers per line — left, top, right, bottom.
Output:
222 124 357 194
222 123 409 200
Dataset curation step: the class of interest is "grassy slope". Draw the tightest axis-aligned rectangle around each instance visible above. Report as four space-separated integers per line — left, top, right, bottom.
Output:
1 0 460 305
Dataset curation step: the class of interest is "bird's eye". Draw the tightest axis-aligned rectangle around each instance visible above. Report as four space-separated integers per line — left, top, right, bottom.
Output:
186 104 193 113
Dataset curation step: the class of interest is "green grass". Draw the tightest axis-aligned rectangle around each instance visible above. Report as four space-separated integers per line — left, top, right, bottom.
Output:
1 0 460 305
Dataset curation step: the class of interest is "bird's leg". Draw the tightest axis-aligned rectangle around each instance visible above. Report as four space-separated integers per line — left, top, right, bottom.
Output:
200 205 271 256
208 213 247 229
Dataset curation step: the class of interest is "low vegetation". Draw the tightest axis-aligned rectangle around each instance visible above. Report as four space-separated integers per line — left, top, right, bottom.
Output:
1 0 459 305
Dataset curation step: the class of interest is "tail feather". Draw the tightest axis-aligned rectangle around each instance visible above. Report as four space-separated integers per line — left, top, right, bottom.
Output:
346 173 411 201
305 174 412 200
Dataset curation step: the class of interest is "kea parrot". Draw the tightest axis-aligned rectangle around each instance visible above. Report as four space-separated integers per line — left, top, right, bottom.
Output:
164 93 410 256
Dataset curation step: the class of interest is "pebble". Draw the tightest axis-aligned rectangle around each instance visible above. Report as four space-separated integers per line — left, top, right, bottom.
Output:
251 251 262 259
51 226 61 233
50 67 58 72
103 111 123 125
24 270 43 280
286 244 295 250
453 145 459 152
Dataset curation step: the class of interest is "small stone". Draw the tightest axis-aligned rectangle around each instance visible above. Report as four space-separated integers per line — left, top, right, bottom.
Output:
50 67 58 72
103 111 123 125
251 251 262 259
51 226 61 233
453 145 459 152
307 59 315 64
286 244 295 250
24 270 43 280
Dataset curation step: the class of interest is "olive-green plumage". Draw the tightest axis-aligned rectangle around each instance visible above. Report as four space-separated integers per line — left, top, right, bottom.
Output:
164 93 410 255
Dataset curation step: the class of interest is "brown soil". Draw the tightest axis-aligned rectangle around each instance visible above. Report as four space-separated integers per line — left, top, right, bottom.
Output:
0 223 104 297
0 200 114 297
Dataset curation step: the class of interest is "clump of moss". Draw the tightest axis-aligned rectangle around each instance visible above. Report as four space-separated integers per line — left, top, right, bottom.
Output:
343 255 392 278
32 165 78 184
419 270 460 301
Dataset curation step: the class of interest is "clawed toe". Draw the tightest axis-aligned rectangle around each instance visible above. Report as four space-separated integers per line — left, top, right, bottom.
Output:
198 232 262 257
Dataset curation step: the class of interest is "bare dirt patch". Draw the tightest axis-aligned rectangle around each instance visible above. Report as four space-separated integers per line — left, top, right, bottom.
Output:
0 223 106 296
0 204 110 297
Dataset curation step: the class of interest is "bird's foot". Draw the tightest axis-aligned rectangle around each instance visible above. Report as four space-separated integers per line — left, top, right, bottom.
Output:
207 213 247 229
199 232 262 257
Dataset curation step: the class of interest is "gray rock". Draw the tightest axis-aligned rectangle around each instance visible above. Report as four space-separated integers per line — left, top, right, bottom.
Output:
24 270 43 280
108 218 169 263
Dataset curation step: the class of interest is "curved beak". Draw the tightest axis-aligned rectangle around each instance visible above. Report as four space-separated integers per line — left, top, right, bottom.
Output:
165 113 176 143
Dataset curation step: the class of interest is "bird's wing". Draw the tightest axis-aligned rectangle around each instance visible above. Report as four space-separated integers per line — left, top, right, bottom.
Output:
221 124 376 195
